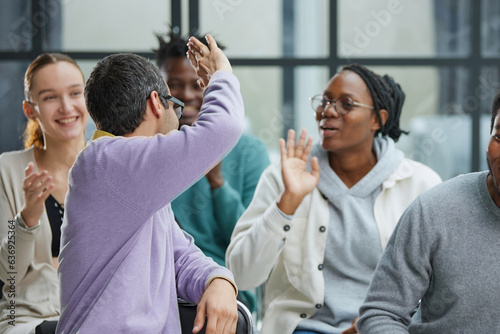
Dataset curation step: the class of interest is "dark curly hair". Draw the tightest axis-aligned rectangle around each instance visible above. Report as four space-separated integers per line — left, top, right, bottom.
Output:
154 27 225 70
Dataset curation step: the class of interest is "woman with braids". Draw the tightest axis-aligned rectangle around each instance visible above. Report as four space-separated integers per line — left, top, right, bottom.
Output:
0 53 87 333
226 64 441 334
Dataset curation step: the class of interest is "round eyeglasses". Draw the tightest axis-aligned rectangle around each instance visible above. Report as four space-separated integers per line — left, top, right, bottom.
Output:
309 94 373 116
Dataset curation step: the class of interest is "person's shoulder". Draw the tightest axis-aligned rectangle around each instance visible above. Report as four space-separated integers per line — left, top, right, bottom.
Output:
401 158 440 177
0 147 34 168
396 158 442 184
416 171 482 206
439 171 485 191
78 136 123 158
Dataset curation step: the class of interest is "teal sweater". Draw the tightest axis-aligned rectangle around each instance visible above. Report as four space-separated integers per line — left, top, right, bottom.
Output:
172 133 270 312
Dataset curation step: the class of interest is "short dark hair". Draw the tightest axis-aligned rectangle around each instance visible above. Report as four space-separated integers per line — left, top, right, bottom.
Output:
342 63 408 142
85 53 169 136
491 89 500 132
154 28 224 69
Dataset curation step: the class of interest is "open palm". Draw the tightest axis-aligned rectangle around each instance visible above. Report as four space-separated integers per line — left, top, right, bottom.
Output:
280 129 320 199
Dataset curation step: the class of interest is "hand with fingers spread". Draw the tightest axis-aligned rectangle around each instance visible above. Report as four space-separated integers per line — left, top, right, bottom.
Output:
20 162 54 228
186 34 232 90
277 129 320 215
193 278 238 334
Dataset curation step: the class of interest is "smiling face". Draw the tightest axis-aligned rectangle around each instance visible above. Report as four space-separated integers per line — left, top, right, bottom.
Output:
161 57 203 127
25 61 88 143
487 112 500 207
317 70 381 154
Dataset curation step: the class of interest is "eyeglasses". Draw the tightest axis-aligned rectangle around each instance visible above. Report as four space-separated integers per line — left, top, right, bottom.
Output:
164 95 184 120
309 94 373 116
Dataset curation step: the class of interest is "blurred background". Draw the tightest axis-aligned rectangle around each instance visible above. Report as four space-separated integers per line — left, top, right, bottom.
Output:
1 0 500 181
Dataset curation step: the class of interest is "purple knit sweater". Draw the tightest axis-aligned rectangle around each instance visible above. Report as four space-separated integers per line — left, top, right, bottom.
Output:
57 72 243 333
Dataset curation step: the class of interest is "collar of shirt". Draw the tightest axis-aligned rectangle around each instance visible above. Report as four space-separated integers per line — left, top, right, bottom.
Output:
91 130 115 140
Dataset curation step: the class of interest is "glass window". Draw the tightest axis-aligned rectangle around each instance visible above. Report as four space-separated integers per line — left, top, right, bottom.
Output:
479 67 500 113
233 67 283 162
479 67 500 170
365 66 441 127
338 0 470 58
0 61 30 152
61 0 170 51
200 0 283 58
368 66 471 181
1 2 32 52
294 0 329 58
404 113 472 180
293 67 330 143
481 0 500 57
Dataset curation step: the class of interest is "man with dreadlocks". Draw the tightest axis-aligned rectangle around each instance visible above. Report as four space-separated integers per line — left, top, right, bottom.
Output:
226 64 441 334
154 30 270 314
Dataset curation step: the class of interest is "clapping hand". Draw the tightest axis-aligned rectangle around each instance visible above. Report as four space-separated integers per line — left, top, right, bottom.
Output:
21 162 54 227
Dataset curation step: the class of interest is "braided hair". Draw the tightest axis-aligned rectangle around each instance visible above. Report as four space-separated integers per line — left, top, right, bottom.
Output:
342 63 408 142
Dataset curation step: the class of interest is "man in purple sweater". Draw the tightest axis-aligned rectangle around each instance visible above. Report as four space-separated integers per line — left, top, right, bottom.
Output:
57 36 241 333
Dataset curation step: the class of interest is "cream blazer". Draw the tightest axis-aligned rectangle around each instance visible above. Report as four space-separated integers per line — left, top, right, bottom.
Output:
226 158 442 334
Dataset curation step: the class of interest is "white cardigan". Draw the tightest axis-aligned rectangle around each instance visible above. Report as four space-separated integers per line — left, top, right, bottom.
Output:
226 158 442 334
0 148 60 334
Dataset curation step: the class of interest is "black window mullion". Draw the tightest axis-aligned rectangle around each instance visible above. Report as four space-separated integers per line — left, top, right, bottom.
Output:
329 0 339 77
31 0 43 57
469 0 482 172
188 0 199 35
282 0 295 136
171 0 182 33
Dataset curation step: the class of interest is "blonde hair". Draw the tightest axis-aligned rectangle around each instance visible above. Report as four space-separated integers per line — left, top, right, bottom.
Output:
23 53 83 149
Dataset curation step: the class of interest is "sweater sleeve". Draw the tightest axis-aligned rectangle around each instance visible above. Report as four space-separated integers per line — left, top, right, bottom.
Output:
173 222 236 303
92 72 244 219
225 164 294 290
211 136 270 244
357 198 434 334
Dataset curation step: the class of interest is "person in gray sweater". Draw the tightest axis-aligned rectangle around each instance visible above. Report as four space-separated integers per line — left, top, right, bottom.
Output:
357 90 500 333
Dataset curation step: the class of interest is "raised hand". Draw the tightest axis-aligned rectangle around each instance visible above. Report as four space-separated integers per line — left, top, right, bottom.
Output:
277 129 320 215
20 162 54 228
186 34 232 90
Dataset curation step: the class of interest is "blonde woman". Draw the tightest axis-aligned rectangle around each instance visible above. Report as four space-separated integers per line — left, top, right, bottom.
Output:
0 53 88 334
